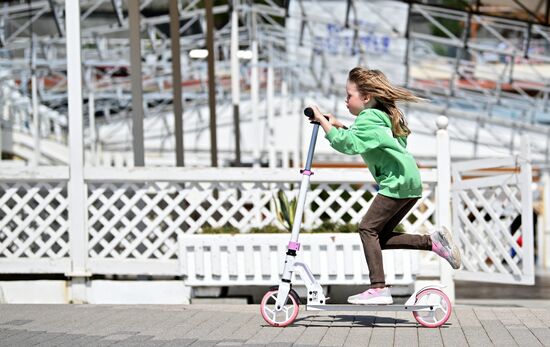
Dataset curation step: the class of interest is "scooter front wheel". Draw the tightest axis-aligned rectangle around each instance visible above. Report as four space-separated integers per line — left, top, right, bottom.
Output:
412 288 452 328
260 289 300 327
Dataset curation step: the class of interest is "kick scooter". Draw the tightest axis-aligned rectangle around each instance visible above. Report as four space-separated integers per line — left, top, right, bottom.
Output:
259 108 452 328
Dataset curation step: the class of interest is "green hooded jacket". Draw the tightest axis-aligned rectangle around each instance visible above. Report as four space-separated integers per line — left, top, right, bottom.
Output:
325 108 422 199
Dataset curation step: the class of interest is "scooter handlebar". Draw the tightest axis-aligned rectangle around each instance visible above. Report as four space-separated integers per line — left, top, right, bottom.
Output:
303 107 348 130
304 107 330 122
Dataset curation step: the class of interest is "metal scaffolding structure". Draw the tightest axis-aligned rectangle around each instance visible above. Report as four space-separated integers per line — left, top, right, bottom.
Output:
0 0 549 167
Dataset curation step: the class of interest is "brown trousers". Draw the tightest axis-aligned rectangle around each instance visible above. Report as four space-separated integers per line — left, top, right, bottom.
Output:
359 193 432 288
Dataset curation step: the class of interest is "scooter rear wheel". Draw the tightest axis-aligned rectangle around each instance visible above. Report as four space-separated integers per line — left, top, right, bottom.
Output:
412 288 452 328
260 289 300 327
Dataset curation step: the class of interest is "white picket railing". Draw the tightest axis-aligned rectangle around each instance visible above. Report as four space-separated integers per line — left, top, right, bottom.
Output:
179 234 419 286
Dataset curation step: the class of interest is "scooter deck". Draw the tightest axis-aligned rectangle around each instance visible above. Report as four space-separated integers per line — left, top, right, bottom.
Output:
306 304 434 312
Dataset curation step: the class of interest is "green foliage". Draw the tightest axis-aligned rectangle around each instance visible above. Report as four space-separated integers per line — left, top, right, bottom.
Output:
336 223 358 233
394 223 406 233
249 225 286 234
304 221 358 233
432 43 449 56
430 18 463 39
427 0 466 57
198 222 359 234
273 190 297 232
309 221 338 233
200 224 240 234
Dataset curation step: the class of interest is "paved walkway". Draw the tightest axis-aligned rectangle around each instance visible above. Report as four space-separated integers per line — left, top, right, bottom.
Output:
1 302 550 346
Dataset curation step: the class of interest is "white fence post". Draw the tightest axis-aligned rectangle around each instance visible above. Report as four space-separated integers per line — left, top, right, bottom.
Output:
31 37 40 167
436 116 455 302
251 40 260 167
267 52 275 168
66 0 89 303
520 134 535 280
543 172 550 269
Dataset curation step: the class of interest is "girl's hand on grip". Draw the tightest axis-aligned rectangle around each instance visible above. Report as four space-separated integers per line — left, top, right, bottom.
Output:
306 105 324 122
326 114 345 128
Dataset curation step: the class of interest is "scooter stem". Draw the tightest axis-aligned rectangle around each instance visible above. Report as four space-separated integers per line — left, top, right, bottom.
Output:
289 123 319 243
275 112 321 309
303 123 320 171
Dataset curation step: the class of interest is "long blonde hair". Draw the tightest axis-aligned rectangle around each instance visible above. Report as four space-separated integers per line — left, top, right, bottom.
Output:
348 67 422 137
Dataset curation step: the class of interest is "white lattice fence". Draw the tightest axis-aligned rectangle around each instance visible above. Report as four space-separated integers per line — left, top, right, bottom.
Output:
455 182 522 272
87 181 438 239
452 155 535 284
0 167 70 273
87 182 176 260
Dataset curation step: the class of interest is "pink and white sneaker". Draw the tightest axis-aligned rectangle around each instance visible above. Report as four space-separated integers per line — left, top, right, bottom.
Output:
347 287 393 305
431 226 462 269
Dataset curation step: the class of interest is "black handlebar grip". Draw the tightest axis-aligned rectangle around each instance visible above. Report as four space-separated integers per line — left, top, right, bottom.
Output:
304 107 327 120
303 107 348 129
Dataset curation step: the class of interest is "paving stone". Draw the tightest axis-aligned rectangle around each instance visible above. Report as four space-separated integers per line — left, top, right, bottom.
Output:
318 326 350 346
156 338 198 347
0 327 25 339
394 312 418 347
34 332 91 346
418 327 443 347
293 326 328 346
461 326 495 347
0 329 43 345
529 327 550 346
244 324 283 345
439 328 469 347
477 319 516 346
507 327 543 346
269 325 306 344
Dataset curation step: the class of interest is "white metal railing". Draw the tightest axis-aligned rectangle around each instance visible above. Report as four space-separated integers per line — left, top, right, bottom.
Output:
0 80 67 144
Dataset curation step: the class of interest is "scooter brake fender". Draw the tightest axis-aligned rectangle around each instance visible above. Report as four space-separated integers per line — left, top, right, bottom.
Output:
269 285 301 305
404 285 448 306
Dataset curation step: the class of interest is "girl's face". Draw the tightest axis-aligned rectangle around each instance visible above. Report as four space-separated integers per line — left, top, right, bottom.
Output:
345 80 369 116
